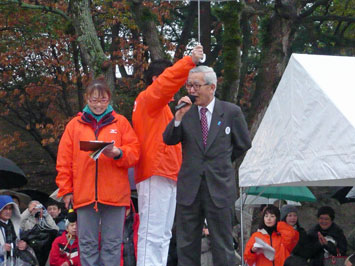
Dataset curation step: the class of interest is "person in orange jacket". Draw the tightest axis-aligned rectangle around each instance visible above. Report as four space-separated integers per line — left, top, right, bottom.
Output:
244 205 299 266
132 45 204 266
56 77 140 266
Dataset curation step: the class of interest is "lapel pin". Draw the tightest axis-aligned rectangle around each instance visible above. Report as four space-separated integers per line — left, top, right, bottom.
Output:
217 121 221 126
225 126 231 135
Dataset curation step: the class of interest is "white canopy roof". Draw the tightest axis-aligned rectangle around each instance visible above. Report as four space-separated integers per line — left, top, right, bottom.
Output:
347 187 355 199
239 54 355 187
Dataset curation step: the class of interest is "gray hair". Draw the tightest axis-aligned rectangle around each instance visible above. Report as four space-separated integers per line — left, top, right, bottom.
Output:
189 66 217 87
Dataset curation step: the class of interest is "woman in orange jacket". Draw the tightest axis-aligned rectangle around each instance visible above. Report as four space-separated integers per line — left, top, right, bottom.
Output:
244 205 299 266
56 77 140 266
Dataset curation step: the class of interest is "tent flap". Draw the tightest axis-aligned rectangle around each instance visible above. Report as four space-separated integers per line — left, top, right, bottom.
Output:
239 54 355 187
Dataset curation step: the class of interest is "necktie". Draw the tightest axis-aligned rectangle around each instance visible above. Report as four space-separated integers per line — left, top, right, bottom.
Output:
200 107 208 147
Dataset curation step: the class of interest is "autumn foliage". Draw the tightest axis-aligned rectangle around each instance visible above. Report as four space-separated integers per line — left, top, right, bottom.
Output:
0 0 354 189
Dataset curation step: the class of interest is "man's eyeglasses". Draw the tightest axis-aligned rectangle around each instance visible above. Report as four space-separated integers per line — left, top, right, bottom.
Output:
89 98 110 104
185 83 209 91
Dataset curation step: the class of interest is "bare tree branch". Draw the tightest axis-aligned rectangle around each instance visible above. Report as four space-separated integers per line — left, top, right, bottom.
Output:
299 0 330 18
304 15 355 23
1 0 70 21
242 2 269 17
172 3 197 59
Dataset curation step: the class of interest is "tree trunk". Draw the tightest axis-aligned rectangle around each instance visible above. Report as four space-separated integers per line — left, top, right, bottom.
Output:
248 3 298 137
131 0 165 61
217 2 243 103
174 3 197 60
69 0 114 89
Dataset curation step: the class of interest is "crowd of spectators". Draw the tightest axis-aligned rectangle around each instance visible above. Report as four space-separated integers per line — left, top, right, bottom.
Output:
0 187 86 265
244 204 353 266
2 191 354 266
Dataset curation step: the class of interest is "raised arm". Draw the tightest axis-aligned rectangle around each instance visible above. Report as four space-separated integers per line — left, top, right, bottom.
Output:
143 46 203 115
277 221 299 253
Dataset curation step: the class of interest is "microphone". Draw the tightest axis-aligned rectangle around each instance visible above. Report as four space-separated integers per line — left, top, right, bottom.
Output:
175 95 196 111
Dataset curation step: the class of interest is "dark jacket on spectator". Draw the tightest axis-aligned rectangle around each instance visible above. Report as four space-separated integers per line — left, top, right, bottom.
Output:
308 223 347 266
54 212 67 236
292 226 313 260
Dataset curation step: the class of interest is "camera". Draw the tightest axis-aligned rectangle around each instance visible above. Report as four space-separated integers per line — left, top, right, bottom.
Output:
35 203 43 209
34 203 43 218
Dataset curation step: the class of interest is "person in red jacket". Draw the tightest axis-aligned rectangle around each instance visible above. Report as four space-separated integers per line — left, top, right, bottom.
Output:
56 77 140 266
132 45 204 266
244 205 299 266
50 220 80 266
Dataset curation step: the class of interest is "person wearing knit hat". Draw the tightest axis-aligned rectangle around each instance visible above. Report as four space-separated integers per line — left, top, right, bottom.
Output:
280 205 298 223
66 209 77 224
281 204 313 262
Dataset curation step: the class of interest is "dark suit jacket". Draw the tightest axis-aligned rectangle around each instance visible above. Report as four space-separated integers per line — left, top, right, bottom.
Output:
163 98 251 208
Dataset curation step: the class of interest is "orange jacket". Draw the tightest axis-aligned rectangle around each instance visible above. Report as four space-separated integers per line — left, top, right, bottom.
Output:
244 221 299 266
132 56 196 184
56 111 140 209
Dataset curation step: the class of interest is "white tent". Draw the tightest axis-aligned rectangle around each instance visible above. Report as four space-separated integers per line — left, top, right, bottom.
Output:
239 53 355 187
238 54 355 265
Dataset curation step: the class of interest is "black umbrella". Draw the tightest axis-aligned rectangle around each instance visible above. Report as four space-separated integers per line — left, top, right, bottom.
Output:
0 156 27 189
331 187 355 204
18 189 50 206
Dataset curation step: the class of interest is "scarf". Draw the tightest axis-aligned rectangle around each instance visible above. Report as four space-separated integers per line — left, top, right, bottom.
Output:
83 104 113 122
81 109 115 138
0 219 17 257
264 224 277 236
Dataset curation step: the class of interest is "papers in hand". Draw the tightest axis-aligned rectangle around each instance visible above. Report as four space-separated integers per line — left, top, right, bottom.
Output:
253 237 275 261
80 140 114 160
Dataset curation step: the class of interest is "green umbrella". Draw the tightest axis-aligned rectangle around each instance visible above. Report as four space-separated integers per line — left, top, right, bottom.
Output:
245 186 316 202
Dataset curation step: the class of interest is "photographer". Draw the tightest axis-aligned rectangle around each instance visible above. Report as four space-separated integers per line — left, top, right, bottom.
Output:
21 201 58 232
21 200 58 265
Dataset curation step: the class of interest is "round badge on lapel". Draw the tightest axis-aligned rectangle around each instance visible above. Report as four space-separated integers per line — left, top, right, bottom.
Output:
225 126 231 135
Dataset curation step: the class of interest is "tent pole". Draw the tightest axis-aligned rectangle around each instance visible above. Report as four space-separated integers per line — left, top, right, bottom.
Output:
198 0 201 43
240 186 244 266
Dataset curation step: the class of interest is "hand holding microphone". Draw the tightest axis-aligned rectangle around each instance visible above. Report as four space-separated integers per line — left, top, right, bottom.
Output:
175 95 196 121
175 95 196 111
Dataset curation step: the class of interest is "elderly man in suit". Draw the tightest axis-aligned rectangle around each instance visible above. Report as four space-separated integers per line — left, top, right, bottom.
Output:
163 65 251 266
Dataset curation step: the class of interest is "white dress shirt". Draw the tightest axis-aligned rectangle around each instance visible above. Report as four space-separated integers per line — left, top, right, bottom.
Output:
174 97 215 128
